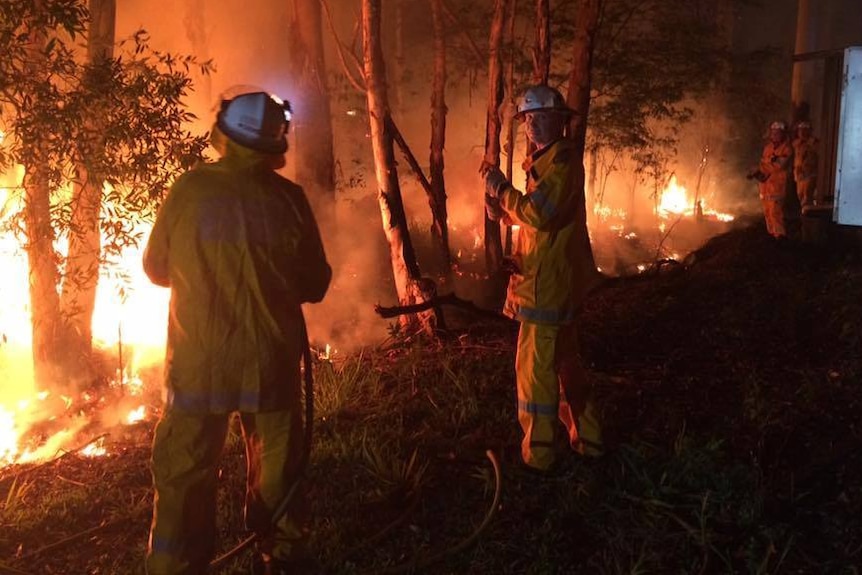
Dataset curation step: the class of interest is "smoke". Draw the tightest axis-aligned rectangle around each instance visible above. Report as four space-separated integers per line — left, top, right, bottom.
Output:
114 0 766 351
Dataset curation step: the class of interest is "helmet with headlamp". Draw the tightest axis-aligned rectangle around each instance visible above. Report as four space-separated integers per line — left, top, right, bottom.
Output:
217 91 292 154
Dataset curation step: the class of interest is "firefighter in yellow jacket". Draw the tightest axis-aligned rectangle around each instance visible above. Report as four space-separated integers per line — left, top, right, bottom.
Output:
483 85 601 473
748 121 793 239
143 89 332 574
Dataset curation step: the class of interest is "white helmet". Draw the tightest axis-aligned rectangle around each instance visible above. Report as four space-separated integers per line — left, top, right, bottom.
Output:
769 121 786 131
217 91 292 154
516 85 575 119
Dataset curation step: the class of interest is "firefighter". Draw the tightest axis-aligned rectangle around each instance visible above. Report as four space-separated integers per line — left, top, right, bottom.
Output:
792 121 819 209
483 85 602 474
143 88 332 575
748 121 793 239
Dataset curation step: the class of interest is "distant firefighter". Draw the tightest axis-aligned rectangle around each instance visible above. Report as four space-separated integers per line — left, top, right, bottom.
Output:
747 121 793 239
792 121 820 209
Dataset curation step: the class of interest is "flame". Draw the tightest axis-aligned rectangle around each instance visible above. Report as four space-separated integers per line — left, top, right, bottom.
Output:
657 175 691 215
80 436 107 457
126 405 146 425
1 175 165 467
657 175 734 222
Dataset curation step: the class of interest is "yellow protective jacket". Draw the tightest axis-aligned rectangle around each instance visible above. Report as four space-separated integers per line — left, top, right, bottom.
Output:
757 139 793 200
498 138 597 325
793 135 819 182
143 143 332 413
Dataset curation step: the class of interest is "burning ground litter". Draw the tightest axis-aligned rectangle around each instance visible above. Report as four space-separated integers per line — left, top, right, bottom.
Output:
1 221 861 573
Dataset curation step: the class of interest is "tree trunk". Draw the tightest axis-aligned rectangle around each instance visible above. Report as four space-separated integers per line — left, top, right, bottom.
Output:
566 0 600 160
565 0 602 272
588 145 598 211
503 0 517 255
24 1 62 388
429 0 451 267
290 0 336 225
60 0 116 365
482 0 507 275
362 0 430 320
533 0 550 85
392 0 406 116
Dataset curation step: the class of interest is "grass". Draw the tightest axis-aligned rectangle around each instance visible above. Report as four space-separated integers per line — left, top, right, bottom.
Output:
0 223 861 573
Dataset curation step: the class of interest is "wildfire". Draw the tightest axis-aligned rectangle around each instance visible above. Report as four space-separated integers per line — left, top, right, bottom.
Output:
0 176 167 468
657 175 734 222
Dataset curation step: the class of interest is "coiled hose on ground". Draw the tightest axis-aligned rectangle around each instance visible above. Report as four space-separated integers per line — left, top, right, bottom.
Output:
210 319 502 573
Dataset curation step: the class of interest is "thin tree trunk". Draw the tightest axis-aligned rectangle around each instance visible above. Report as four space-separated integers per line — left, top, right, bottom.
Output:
482 0 507 275
503 0 517 255
392 0 406 116
429 0 451 267
290 0 337 225
533 0 550 85
565 0 602 273
24 0 62 388
60 0 116 364
522 0 551 161
588 146 598 210
362 0 431 321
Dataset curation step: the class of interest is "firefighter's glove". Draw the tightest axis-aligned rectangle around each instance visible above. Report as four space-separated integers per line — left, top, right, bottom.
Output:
484 166 510 199
485 195 503 221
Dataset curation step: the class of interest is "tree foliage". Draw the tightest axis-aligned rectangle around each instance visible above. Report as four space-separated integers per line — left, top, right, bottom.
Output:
0 1 210 253
409 0 754 185
554 1 731 171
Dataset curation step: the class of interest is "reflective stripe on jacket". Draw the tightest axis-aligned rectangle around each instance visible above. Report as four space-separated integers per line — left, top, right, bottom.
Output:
143 142 332 413
498 138 597 325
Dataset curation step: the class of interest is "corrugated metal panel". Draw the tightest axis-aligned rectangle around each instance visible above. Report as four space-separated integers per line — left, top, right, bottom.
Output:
834 47 862 225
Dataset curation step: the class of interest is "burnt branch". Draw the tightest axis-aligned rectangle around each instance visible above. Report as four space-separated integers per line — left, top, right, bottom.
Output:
375 292 512 323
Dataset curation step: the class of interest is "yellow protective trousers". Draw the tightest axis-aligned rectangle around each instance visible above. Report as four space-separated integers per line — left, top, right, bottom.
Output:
761 197 786 238
796 177 816 208
516 322 599 470
146 409 305 575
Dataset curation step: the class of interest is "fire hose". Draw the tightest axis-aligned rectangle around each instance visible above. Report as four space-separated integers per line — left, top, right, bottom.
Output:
208 319 315 571
208 318 503 573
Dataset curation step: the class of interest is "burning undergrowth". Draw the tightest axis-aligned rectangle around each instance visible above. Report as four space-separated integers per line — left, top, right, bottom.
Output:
0 221 860 574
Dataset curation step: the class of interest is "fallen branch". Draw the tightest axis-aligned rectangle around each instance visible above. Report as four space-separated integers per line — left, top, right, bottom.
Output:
13 505 148 563
0 562 29 575
375 292 512 323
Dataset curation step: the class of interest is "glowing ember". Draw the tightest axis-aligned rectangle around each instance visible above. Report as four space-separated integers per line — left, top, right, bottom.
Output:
80 437 107 457
126 406 147 425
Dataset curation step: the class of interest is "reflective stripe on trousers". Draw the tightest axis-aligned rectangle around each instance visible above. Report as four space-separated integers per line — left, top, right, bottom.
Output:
146 409 305 575
516 322 591 470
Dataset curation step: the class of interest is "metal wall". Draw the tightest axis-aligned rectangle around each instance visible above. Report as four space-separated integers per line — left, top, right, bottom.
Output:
834 48 862 225
792 0 862 215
